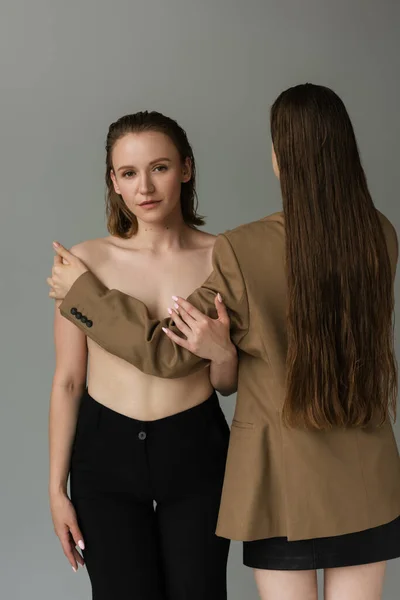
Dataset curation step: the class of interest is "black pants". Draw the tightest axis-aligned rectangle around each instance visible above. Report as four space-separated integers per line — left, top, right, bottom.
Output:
70 389 230 600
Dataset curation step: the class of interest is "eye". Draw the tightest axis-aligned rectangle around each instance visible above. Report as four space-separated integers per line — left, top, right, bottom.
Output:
123 170 135 178
154 165 168 172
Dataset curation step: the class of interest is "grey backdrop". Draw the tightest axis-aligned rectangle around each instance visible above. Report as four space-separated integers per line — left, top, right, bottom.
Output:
1 0 399 598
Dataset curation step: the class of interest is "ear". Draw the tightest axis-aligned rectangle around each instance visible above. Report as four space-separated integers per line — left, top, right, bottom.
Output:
110 169 121 194
181 157 192 184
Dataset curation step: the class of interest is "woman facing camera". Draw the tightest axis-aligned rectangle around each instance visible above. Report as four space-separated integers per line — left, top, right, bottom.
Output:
48 111 237 600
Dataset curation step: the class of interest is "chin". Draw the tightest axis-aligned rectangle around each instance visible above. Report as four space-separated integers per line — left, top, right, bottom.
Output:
147 204 182 221
139 209 170 224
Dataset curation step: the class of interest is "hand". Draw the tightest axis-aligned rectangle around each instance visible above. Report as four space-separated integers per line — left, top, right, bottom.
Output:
163 293 237 364
50 492 85 572
47 242 88 300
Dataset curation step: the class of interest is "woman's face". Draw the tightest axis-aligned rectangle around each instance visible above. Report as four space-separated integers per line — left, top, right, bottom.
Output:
110 131 191 225
271 143 279 179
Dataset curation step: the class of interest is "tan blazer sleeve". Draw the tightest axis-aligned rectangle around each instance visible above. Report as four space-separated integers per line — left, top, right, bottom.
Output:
59 233 249 378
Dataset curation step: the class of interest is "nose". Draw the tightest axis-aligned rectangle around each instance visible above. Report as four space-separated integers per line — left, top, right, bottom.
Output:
138 172 155 195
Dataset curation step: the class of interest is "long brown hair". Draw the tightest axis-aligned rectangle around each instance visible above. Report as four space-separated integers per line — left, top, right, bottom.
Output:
270 83 397 430
105 111 204 237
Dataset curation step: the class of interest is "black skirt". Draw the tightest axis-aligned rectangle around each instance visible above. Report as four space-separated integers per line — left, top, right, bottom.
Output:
243 516 400 570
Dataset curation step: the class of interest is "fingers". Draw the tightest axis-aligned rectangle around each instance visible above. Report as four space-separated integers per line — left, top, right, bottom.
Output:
52 241 74 263
47 277 57 299
168 308 191 337
173 303 197 327
53 254 69 266
215 293 229 324
162 327 190 349
59 523 85 572
59 528 80 572
172 296 207 322
52 264 64 277
70 524 85 553
73 546 85 567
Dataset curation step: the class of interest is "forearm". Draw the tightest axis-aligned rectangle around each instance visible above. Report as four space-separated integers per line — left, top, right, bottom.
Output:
49 379 85 497
60 272 210 378
210 344 238 396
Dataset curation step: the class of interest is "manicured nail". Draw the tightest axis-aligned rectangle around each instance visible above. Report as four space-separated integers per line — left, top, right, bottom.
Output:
162 327 168 333
217 293 222 302
53 241 60 248
174 303 179 310
168 308 173 315
72 566 77 573
78 540 85 550
172 296 178 301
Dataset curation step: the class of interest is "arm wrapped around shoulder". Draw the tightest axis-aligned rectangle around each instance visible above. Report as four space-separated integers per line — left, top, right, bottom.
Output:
59 233 249 378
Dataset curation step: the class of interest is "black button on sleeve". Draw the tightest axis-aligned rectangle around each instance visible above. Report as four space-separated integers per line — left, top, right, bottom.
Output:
81 316 87 324
86 320 93 328
76 312 82 320
70 307 77 315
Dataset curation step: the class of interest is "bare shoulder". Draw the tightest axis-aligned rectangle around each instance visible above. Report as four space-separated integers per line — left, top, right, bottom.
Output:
70 237 112 270
188 229 217 251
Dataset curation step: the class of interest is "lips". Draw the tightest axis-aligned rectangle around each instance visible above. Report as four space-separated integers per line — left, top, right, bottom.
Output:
139 200 162 206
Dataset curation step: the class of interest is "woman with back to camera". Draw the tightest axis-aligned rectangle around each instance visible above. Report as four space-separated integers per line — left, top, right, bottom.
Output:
48 110 238 600
50 84 400 600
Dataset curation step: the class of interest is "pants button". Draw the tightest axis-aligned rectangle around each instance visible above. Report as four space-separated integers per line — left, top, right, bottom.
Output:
138 431 147 441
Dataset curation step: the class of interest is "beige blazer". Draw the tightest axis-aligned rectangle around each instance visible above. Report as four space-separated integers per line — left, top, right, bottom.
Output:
60 212 400 541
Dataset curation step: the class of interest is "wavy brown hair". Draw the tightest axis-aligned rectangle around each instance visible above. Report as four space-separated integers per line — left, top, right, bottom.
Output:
105 111 205 238
271 83 397 430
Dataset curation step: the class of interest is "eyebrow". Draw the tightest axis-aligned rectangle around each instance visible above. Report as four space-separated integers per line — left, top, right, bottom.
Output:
117 158 172 172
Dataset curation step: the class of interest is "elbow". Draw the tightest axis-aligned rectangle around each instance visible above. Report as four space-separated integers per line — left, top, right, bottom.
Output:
52 373 86 396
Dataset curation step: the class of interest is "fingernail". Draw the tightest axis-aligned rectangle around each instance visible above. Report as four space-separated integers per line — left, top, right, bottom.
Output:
53 241 60 248
217 293 222 302
172 296 178 301
78 540 85 550
168 308 173 315
162 327 168 333
174 303 179 310
72 566 77 573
